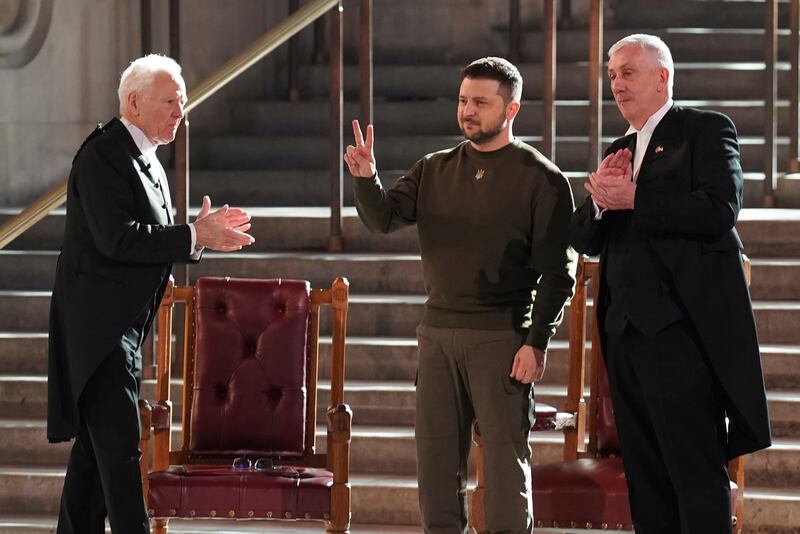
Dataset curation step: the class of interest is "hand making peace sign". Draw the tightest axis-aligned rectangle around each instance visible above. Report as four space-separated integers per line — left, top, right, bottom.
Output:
344 120 377 178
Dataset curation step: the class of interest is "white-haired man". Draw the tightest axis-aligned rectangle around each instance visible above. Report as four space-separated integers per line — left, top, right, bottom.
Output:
47 54 254 533
570 34 771 532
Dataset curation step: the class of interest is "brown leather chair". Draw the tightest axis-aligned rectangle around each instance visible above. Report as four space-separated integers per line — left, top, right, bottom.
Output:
138 276 351 533
470 256 747 533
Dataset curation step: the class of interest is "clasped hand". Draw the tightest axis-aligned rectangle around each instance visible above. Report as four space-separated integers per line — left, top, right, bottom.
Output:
584 148 636 210
193 195 255 252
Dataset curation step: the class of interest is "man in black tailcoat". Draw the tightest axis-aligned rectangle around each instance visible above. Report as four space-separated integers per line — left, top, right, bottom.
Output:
47 54 254 534
569 34 771 533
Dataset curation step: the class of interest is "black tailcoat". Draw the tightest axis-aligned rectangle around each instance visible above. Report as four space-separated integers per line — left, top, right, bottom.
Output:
47 117 196 442
570 105 771 460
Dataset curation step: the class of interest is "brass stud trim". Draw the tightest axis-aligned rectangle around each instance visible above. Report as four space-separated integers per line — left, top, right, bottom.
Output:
304 512 311 519
267 511 273 518
602 523 608 530
285 511 292 519
587 522 593 529
247 510 255 518
209 510 217 517
169 508 176 516
189 510 196 518
323 513 330 520
228 510 236 518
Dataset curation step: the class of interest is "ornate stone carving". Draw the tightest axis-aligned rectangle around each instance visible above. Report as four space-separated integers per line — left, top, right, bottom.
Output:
0 0 53 68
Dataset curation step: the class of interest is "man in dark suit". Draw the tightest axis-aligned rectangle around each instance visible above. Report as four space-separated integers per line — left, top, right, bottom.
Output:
569 34 771 533
47 54 255 534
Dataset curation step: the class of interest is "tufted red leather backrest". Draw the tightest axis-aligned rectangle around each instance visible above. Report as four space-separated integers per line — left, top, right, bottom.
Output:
189 277 311 457
595 354 621 455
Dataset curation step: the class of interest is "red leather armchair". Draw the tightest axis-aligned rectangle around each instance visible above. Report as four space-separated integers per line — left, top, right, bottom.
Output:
469 257 747 533
139 277 351 533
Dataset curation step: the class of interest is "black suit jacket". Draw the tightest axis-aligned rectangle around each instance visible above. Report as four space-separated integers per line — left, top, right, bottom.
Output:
570 105 771 460
47 117 197 442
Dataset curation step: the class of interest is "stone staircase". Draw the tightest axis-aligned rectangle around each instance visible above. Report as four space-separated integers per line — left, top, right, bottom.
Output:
3 0 800 532
1 208 800 533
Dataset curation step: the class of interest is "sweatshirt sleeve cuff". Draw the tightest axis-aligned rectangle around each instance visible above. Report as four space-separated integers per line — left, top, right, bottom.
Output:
526 328 551 352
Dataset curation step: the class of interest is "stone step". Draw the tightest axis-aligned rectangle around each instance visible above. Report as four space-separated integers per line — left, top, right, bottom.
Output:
1 246 796 300
2 288 799 344
183 170 790 210
40 405 800 483
0 465 796 531
0 515 421 533
0 420 562 473
2 242 800 296
295 62 800 101
230 99 796 138
188 133 793 174
4 332 800 390
0 208 422 253
0 466 421 523
612 0 791 30
3 209 800 256
3 375 799 437
2 414 799 488
343 21 797 65
505 28 800 64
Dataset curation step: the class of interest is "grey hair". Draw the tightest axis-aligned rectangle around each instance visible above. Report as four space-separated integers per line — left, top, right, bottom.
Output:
118 54 183 114
608 34 674 97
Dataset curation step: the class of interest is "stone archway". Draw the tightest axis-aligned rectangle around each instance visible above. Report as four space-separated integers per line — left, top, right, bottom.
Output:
0 0 53 68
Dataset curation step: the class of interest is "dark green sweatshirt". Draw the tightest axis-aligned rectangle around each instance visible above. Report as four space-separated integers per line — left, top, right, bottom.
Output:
353 138 577 350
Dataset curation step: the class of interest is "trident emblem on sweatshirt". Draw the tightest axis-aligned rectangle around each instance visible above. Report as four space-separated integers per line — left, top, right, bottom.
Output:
475 169 485 180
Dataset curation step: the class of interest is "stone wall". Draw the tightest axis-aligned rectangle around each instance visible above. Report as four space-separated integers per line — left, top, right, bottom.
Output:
0 0 139 206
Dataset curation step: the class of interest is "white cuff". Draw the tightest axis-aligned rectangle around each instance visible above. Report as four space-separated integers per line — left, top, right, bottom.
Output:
188 223 203 259
592 200 607 221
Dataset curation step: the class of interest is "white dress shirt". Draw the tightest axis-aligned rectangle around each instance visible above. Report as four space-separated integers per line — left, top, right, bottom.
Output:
627 98 673 182
593 98 674 219
120 117 200 256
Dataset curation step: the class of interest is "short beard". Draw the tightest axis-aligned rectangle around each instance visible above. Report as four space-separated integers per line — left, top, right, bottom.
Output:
460 115 507 145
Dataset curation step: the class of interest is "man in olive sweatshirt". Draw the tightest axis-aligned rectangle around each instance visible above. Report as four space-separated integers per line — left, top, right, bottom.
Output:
344 57 576 534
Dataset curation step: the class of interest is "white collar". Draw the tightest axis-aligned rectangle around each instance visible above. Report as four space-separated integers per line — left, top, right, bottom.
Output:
626 98 674 136
120 116 158 159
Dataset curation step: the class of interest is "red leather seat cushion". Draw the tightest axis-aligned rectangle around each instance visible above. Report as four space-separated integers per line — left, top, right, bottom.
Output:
532 403 557 431
148 465 332 520
532 458 739 530
533 458 632 529
190 278 311 457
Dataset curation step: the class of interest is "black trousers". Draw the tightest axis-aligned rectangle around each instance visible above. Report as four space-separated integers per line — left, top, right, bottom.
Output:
57 343 149 534
606 320 731 534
